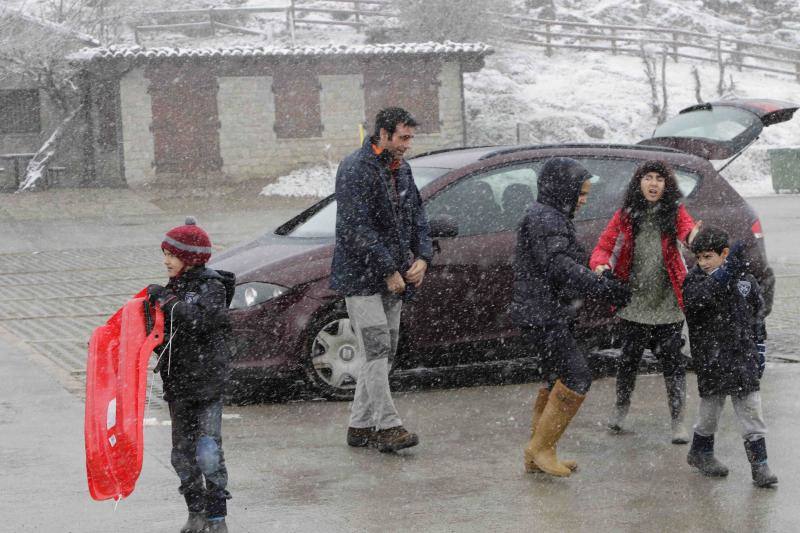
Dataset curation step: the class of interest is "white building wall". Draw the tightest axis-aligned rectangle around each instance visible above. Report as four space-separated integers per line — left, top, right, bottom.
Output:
118 61 468 184
411 61 465 155
119 67 155 185
218 76 275 179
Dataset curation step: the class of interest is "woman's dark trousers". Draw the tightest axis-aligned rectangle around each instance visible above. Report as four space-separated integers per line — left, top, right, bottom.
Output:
615 320 687 421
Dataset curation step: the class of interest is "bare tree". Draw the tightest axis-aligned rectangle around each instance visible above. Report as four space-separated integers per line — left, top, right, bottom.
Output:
0 1 144 189
42 0 133 45
640 43 669 125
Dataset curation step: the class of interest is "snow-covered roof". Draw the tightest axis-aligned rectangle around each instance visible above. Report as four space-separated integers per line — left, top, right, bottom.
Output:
73 41 493 62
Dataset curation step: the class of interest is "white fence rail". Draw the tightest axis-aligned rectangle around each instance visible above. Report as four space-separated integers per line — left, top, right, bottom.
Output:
492 12 800 81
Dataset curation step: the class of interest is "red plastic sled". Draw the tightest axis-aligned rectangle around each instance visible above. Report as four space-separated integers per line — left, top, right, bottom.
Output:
85 288 165 501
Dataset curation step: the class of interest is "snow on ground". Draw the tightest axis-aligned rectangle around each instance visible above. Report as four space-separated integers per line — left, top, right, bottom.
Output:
260 164 336 197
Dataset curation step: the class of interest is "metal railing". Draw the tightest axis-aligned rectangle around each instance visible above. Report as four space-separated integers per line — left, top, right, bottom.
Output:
492 12 800 81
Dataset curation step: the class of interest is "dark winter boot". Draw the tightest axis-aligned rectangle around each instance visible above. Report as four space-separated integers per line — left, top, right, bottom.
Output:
606 402 629 434
179 512 207 533
610 344 639 433
665 374 689 445
347 426 376 447
687 433 729 477
744 438 778 488
206 517 229 533
375 426 419 453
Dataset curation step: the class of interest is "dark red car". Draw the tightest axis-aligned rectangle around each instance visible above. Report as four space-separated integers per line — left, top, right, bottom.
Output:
212 98 795 399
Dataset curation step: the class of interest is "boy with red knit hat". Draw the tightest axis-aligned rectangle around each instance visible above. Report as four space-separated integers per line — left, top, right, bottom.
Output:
148 217 235 533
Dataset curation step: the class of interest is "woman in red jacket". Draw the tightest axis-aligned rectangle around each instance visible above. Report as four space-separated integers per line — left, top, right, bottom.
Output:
590 160 701 444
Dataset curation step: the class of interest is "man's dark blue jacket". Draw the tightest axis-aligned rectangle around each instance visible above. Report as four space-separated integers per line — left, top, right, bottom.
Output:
331 138 433 296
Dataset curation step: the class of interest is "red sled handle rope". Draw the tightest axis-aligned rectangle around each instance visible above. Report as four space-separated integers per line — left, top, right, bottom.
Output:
85 289 165 501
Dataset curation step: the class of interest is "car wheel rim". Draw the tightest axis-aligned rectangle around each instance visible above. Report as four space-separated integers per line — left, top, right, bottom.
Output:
310 318 363 390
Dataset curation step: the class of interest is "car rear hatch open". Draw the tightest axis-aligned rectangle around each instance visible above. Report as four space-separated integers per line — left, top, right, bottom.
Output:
638 98 798 161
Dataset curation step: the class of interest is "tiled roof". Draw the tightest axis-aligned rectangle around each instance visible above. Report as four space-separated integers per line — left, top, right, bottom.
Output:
71 41 493 61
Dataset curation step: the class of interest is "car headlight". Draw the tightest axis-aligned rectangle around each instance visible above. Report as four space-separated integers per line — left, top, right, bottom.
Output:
229 282 288 310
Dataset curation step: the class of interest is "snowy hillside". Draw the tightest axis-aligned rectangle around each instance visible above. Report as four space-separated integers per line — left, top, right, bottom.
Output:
5 0 799 197
465 44 800 197
263 43 800 198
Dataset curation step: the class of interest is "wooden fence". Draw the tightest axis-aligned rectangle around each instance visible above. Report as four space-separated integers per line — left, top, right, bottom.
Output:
135 1 398 45
492 12 800 81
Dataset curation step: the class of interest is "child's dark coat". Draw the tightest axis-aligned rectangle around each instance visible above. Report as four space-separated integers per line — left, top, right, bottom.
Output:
683 265 766 397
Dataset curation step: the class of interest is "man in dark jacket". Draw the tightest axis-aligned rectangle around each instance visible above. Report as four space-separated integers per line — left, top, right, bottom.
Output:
513 157 630 478
147 217 235 533
683 226 777 487
331 107 432 453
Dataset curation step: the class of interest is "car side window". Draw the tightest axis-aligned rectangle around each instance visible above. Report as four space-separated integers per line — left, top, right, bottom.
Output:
675 169 700 197
425 165 538 237
564 158 702 221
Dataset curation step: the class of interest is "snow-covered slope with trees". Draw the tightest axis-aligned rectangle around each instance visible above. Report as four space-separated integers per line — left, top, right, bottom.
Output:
6 1 799 197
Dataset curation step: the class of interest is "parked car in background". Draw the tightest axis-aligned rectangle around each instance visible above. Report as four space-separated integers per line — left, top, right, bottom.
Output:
212 98 795 399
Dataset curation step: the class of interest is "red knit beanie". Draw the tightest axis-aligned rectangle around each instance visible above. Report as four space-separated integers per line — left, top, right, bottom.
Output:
162 216 212 266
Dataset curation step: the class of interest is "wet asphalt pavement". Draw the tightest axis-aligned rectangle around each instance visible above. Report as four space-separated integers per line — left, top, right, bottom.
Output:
0 190 798 532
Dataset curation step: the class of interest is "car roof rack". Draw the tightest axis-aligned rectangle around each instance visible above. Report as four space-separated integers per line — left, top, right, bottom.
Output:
478 143 684 160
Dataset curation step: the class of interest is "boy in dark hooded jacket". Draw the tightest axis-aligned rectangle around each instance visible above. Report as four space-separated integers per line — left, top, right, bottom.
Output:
147 217 236 532
683 226 777 487
512 157 630 478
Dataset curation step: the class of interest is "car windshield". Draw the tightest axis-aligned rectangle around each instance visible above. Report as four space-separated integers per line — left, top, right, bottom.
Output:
285 166 450 238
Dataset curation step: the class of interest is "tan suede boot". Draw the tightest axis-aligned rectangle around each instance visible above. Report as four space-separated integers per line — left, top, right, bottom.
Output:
523 380 585 477
525 387 577 473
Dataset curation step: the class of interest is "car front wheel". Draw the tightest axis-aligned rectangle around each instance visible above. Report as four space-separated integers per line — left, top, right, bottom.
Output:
304 312 364 400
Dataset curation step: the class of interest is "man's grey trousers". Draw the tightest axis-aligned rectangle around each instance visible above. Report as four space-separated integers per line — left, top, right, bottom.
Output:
345 293 403 431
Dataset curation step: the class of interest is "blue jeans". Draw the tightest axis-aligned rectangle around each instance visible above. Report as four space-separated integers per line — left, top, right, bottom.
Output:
169 399 230 517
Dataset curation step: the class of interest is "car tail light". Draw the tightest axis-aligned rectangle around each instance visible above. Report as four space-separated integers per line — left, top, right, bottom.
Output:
751 219 763 239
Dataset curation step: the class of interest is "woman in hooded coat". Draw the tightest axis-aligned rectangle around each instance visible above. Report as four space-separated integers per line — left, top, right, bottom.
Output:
512 157 630 477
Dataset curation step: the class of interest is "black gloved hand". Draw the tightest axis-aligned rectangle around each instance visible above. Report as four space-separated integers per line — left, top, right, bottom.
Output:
146 284 180 313
146 284 169 303
725 240 748 280
601 269 617 281
605 277 631 307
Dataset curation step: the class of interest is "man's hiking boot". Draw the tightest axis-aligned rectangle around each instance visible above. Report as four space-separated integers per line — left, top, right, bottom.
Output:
347 426 376 447
375 426 419 453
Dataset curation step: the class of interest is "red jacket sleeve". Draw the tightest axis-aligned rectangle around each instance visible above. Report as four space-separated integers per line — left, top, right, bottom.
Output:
676 204 695 244
590 209 622 270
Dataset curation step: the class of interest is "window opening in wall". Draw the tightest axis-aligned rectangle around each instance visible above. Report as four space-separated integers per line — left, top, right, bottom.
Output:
0 90 41 134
